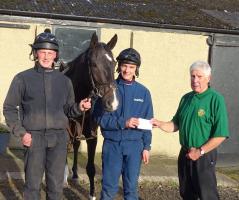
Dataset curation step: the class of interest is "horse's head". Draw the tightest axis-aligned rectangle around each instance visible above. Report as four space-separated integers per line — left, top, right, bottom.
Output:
88 33 119 112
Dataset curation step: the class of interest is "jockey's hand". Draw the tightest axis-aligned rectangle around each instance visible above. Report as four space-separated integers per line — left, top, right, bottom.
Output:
125 117 139 128
79 98 91 111
142 149 150 164
22 132 32 147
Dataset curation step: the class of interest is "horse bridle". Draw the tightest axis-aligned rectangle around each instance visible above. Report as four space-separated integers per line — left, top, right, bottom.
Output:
88 62 116 98
89 76 116 98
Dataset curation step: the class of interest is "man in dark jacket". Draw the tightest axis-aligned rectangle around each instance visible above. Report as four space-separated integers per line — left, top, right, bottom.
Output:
3 30 91 200
93 48 153 200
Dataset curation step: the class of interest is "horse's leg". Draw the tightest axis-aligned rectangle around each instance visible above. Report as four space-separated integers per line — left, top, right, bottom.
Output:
86 137 97 199
72 140 81 179
63 158 69 187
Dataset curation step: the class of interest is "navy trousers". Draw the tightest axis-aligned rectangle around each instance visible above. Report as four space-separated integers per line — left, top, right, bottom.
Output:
178 147 219 200
23 130 68 200
100 139 143 200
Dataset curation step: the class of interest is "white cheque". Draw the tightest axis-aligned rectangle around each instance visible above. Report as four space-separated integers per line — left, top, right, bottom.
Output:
137 118 152 130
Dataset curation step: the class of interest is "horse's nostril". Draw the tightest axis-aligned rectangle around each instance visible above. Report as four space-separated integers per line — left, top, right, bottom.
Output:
105 100 112 110
104 99 118 112
100 86 118 112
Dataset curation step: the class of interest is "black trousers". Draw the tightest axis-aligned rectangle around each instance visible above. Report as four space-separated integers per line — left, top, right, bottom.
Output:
23 130 68 200
178 147 219 200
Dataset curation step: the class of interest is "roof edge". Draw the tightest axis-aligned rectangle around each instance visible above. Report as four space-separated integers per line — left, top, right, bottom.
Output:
1 9 239 35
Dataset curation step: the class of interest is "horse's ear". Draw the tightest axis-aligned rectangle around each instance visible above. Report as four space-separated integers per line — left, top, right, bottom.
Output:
89 32 98 49
106 34 117 50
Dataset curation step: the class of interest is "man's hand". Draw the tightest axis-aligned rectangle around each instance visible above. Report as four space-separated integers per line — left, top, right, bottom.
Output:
150 118 178 132
79 98 91 111
125 117 139 128
186 147 201 161
142 150 150 164
22 132 32 147
150 118 161 128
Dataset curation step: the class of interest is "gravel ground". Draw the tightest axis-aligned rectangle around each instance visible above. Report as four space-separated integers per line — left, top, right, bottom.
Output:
0 179 239 200
1 150 238 199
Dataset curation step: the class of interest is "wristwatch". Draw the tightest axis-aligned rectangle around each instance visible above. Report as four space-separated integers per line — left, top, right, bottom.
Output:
199 147 205 156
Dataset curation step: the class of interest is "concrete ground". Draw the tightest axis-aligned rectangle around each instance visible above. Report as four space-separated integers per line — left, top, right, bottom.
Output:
0 148 238 199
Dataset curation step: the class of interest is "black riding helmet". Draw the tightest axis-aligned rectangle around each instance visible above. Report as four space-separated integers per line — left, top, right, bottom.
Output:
116 48 141 77
116 48 141 66
30 29 59 61
32 30 59 51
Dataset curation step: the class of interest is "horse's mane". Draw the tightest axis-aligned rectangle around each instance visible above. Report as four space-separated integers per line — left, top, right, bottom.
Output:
62 48 93 102
64 49 88 77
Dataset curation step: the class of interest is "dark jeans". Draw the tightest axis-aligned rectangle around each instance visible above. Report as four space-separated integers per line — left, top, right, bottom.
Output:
100 139 143 200
23 130 68 200
178 147 219 200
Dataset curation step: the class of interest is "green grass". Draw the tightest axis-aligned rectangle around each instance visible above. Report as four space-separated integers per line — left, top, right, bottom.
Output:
217 167 239 183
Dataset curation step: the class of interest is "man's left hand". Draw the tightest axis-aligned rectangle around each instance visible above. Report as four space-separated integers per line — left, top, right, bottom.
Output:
142 149 150 164
186 147 201 161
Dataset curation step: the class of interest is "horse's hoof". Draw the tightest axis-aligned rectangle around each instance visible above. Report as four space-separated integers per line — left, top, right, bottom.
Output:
76 135 86 141
89 195 96 200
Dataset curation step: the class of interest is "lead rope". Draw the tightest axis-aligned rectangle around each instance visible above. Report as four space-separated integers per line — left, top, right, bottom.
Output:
75 94 96 141
74 52 97 141
76 111 86 141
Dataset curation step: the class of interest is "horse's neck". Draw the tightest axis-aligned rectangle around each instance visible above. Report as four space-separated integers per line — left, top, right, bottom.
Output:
66 53 93 101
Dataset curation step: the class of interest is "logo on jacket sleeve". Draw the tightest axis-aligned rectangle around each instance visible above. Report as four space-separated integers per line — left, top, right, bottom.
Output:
198 108 205 117
134 98 144 102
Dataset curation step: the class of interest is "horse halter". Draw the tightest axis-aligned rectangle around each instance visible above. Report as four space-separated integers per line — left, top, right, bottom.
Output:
89 74 116 98
87 50 117 99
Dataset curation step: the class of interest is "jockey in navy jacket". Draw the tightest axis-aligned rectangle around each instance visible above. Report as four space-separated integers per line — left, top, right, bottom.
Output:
94 75 153 150
93 74 153 200
94 47 154 200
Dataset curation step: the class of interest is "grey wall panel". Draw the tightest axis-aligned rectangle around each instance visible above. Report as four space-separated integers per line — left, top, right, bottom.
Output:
210 35 239 154
53 26 97 62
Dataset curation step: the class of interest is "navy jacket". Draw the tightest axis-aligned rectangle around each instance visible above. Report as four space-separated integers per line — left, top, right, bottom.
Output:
3 64 82 137
93 76 153 150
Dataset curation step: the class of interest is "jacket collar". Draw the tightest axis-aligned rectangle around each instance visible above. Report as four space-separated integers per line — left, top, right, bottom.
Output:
116 74 135 85
34 62 54 73
193 87 211 99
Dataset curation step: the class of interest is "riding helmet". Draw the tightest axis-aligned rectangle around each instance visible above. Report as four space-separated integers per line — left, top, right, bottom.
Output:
116 48 141 67
32 29 59 51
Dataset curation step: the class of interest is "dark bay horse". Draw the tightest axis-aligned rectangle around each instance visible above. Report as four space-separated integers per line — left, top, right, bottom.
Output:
61 32 118 199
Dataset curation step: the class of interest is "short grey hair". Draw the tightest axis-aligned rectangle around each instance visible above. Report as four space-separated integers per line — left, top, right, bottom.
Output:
190 61 211 76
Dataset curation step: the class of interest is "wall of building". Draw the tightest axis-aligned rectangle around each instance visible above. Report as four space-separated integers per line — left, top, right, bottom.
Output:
0 16 209 157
